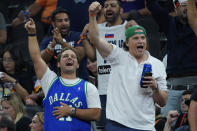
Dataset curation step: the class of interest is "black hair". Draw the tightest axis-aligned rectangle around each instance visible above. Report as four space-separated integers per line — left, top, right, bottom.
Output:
182 89 193 96
0 112 16 131
0 45 29 73
104 0 122 7
50 7 70 22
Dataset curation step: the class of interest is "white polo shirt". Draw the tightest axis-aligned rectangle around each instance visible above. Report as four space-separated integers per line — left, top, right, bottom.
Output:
105 45 167 130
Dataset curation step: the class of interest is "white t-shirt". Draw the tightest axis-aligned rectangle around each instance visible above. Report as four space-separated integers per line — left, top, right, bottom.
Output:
105 45 167 130
41 68 101 109
97 21 127 95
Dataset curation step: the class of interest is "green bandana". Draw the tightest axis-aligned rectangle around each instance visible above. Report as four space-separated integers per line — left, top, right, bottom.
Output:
125 25 147 40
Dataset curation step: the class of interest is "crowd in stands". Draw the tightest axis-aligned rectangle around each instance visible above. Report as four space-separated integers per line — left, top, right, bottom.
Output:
0 0 197 131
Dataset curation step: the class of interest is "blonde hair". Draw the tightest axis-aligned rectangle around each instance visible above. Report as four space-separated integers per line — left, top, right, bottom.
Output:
1 93 26 115
35 112 44 125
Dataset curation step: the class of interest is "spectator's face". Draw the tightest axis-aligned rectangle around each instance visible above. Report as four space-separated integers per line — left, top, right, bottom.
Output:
2 51 15 74
177 2 187 19
181 94 191 112
58 50 79 75
53 13 70 36
29 115 43 131
1 101 16 121
104 0 122 23
126 30 147 59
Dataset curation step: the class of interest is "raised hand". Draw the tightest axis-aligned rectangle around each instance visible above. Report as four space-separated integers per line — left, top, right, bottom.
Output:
53 27 63 45
89 1 102 16
167 110 179 124
24 18 36 34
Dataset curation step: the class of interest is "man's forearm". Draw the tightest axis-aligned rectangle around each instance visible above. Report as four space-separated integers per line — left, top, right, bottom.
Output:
82 39 96 61
153 90 168 107
187 0 197 36
28 3 43 17
28 36 42 62
189 100 197 131
0 30 7 44
75 108 101 121
163 120 172 131
146 0 170 34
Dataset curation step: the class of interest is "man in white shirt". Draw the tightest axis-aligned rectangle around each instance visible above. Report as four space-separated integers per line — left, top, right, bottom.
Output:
88 1 168 130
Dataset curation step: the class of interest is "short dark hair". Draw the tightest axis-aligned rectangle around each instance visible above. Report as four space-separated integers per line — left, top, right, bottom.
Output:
0 112 16 131
104 0 122 7
51 7 70 22
182 89 193 96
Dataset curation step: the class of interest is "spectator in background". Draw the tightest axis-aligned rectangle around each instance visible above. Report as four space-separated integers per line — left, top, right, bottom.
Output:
0 46 35 101
0 112 16 131
188 88 197 131
40 8 90 81
25 18 101 131
88 2 167 130
12 0 57 35
1 93 31 131
163 90 192 131
0 11 7 56
29 112 44 131
56 0 104 32
147 0 197 117
187 0 197 36
0 12 7 45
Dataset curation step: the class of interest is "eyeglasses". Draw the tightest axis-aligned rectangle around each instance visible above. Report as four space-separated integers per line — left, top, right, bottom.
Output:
1 58 14 63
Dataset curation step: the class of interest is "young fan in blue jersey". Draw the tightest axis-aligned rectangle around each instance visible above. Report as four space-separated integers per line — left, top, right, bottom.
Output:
25 18 101 131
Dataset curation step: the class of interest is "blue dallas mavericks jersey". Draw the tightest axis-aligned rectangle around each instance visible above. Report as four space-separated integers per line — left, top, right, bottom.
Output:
43 77 91 131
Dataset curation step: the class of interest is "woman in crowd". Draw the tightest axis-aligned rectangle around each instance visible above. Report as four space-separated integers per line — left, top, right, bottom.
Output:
29 112 44 131
0 45 35 101
1 93 31 131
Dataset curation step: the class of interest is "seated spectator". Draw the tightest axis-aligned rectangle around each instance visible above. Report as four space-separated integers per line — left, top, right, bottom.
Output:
1 93 31 131
0 45 35 101
29 112 44 131
0 112 16 131
164 89 193 131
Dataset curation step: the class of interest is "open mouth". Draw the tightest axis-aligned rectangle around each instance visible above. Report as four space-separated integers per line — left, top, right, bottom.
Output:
106 11 113 17
66 61 73 66
137 45 144 50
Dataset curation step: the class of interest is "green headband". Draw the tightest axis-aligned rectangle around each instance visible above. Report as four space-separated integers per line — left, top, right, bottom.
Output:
125 25 147 40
